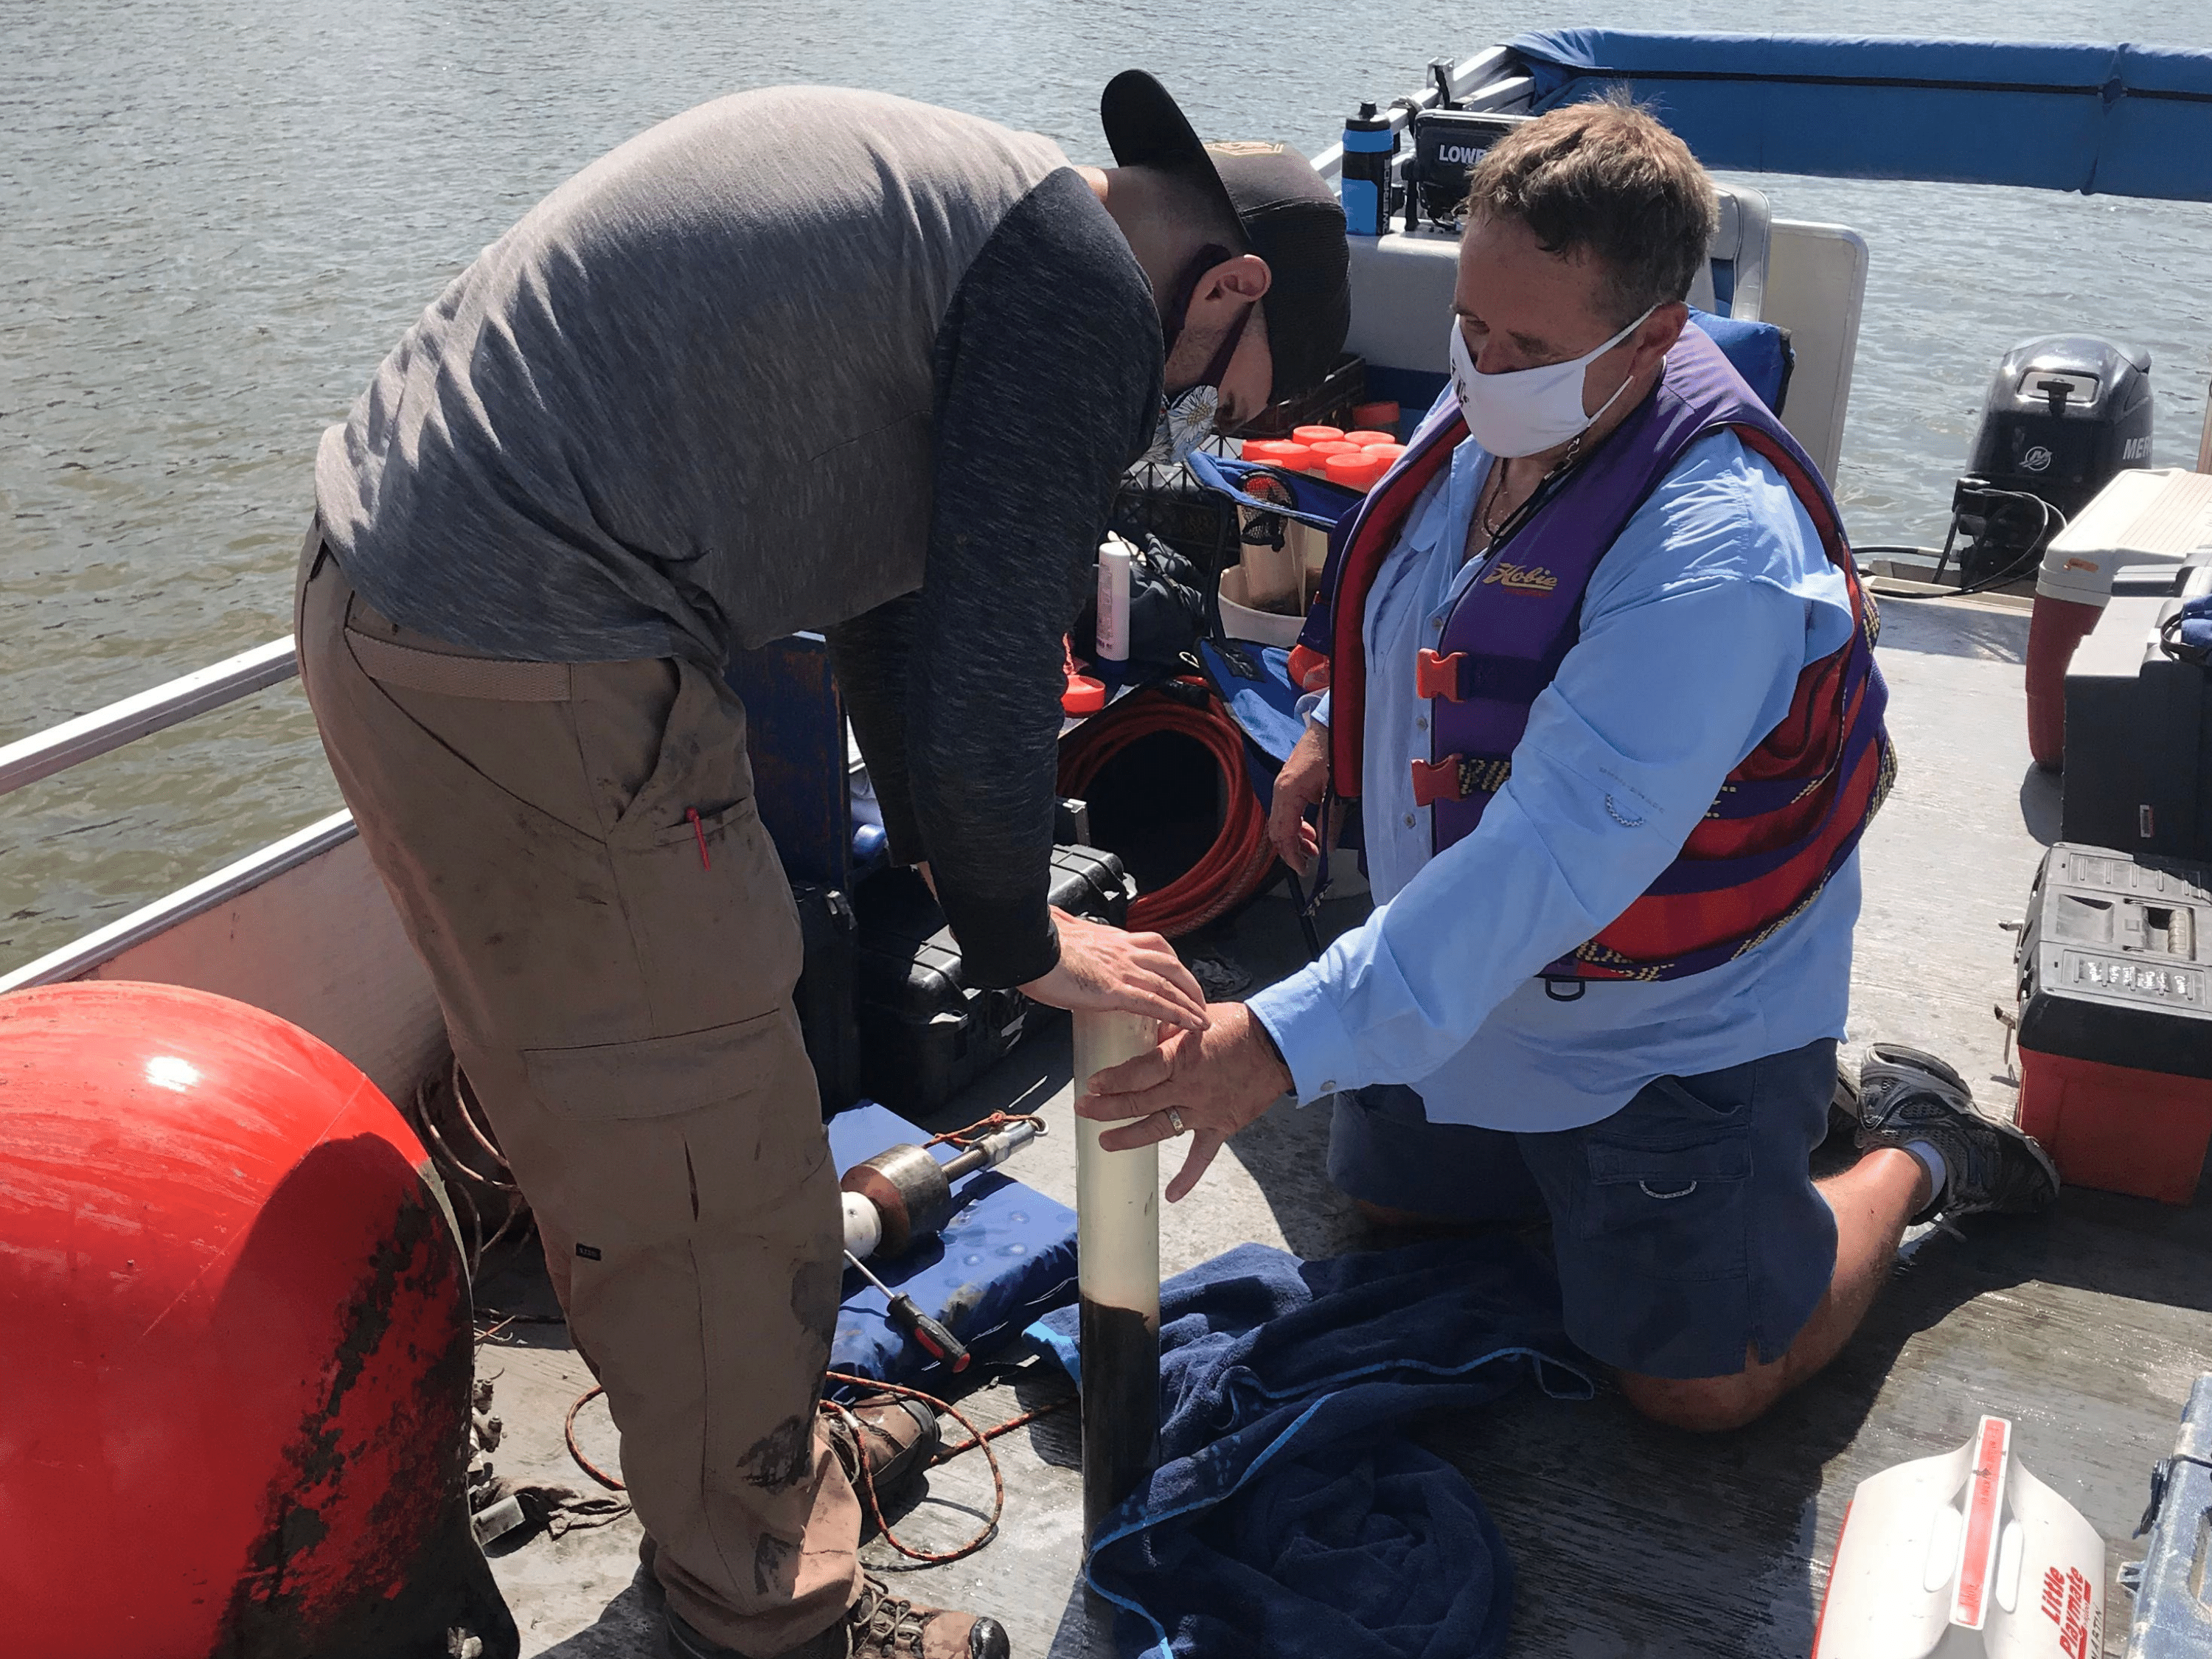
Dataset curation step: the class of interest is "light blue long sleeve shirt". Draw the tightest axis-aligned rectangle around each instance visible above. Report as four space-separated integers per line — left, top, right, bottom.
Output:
1245 424 1863 1132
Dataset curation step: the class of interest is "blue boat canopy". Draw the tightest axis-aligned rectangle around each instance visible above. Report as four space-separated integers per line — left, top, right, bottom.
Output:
1509 31 2212 203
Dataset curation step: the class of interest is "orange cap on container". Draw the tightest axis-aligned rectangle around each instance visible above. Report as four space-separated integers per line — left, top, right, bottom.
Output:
1324 453 1390 491
1341 430 1397 448
1061 673 1106 716
1306 439 1357 461
1351 401 1401 430
1292 425 1346 447
1363 442 1407 464
1253 439 1316 471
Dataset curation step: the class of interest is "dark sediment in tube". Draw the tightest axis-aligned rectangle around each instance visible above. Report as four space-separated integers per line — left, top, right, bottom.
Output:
1073 1009 1162 1543
1079 1296 1160 1536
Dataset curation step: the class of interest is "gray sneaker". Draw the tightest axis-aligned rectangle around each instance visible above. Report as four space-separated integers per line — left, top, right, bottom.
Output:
1854 1044 2059 1223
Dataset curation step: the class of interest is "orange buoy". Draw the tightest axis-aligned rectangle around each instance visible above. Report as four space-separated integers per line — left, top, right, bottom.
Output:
0 981 513 1659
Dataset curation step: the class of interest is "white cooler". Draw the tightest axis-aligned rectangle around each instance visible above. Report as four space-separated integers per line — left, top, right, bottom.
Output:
2025 468 2212 767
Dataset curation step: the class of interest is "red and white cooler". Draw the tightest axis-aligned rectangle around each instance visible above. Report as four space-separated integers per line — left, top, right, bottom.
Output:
2026 469 2212 768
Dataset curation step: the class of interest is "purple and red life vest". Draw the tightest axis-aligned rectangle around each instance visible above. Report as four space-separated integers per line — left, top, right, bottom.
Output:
1288 324 1895 983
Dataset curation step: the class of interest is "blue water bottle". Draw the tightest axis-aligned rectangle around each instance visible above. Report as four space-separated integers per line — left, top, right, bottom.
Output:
1340 102 1396 237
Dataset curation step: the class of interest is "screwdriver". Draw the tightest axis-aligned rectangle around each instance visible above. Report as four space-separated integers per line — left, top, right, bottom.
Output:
844 1250 970 1372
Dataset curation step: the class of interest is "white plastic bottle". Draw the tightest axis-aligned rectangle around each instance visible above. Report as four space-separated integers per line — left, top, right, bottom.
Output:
1095 535 1135 667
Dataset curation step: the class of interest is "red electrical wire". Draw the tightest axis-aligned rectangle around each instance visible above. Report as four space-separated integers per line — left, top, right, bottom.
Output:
1058 681 1276 937
563 1372 1074 1568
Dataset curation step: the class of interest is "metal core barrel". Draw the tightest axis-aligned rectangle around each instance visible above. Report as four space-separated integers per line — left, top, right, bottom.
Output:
839 1141 953 1259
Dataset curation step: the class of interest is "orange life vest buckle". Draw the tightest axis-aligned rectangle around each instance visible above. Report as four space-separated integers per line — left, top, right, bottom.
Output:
1415 648 1464 701
1409 756 1464 807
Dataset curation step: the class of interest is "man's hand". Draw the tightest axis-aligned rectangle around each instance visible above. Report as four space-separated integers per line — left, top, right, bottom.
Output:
1021 910 1210 1033
1075 1003 1293 1201
1267 723 1331 876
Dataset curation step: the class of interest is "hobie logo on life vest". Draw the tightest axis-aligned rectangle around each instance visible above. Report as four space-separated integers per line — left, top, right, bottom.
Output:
1482 561 1559 594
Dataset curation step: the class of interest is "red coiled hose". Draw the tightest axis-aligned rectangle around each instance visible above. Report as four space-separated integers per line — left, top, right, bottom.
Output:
1057 682 1275 937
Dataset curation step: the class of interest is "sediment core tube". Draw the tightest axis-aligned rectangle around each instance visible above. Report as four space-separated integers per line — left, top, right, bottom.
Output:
1073 1009 1162 1540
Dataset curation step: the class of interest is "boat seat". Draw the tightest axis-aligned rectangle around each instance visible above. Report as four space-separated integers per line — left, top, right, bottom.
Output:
1343 183 1864 480
1685 184 1771 321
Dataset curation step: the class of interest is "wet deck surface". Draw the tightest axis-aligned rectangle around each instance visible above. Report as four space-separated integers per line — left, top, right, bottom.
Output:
476 594 2211 1658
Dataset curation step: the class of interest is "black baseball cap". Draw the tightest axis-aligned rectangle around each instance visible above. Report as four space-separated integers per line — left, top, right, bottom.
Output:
1100 69 1351 400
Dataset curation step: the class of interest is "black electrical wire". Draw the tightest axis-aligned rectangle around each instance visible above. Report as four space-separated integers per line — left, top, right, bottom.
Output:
2160 608 2212 667
1874 491 2067 601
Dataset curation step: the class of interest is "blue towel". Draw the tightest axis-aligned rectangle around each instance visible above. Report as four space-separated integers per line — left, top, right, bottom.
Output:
1032 1238 1591 1659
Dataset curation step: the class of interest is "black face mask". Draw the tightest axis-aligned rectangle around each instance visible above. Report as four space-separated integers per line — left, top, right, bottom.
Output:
1161 242 1256 386
1144 243 1257 467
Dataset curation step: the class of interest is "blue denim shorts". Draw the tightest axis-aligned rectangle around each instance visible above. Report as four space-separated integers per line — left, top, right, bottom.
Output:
1329 1040 1840 1380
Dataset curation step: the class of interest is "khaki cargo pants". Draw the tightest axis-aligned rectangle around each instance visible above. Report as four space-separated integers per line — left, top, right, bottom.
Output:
295 527 861 1657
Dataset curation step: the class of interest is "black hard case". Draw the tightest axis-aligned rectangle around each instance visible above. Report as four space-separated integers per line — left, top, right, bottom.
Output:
852 846 1132 1113
2060 556 2212 863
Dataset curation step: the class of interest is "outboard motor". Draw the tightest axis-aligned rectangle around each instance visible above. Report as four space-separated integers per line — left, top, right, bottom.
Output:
1942 335 2153 589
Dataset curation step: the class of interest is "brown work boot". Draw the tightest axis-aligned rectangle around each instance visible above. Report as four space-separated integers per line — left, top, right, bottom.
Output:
846 1577 1010 1659
644 1397 942 1603
665 1579 1010 1659
824 1393 941 1502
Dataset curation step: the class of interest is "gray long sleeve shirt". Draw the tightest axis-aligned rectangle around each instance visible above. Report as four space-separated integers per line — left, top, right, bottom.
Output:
316 88 1162 987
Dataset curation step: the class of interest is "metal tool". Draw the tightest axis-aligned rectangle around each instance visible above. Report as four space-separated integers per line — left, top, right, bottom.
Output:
843 1249 970 1373
2125 1371 2212 1657
1813 1413 2104 1658
839 1115 1043 1261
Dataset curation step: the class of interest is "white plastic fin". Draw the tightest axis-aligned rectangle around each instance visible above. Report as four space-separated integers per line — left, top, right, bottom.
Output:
1812 1414 2105 1659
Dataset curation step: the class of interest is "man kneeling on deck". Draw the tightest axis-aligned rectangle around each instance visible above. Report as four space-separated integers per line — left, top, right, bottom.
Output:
1079 97 2059 1432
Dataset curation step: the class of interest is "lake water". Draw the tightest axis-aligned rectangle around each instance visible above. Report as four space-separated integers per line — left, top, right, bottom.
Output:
3 0 2209 967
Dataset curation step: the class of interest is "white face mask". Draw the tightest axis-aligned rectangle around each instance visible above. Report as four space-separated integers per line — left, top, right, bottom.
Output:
1448 305 1655 458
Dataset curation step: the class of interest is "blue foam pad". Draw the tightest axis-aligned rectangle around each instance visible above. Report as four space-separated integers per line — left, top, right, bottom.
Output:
827 1102 1077 1395
1197 639 1305 767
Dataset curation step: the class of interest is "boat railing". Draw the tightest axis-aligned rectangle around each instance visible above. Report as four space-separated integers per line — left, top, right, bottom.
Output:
1309 45 1531 181
0 636 352 992
0 635 298 801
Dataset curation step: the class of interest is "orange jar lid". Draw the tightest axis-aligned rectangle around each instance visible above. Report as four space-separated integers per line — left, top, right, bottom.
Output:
1291 425 1346 447
1305 439 1357 460
1242 439 1301 468
1341 429 1397 448
1363 442 1407 463
1061 674 1106 715
1324 452 1389 491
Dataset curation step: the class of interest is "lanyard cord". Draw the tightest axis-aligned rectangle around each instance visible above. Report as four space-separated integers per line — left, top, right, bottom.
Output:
1470 432 1588 561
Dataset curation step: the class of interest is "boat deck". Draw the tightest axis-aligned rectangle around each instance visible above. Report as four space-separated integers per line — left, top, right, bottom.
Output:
475 593 2211 1659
